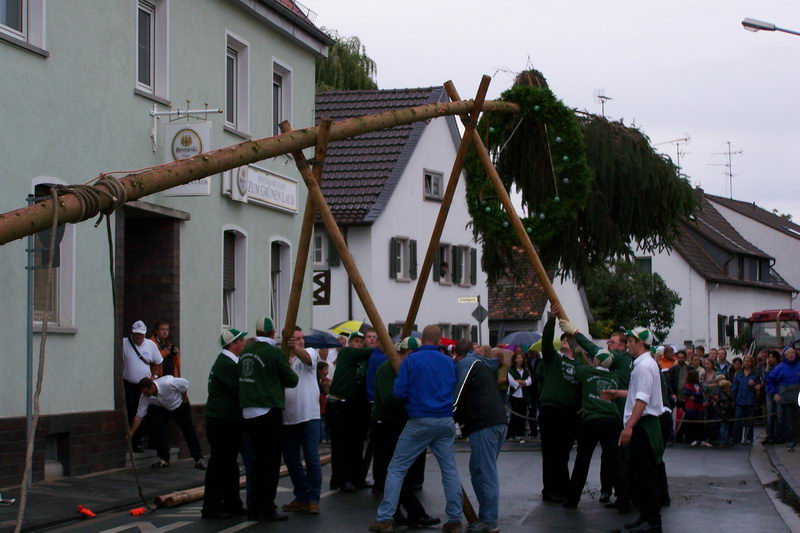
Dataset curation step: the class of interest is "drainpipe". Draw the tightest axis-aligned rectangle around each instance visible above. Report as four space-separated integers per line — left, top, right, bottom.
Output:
707 282 719 347
345 226 352 321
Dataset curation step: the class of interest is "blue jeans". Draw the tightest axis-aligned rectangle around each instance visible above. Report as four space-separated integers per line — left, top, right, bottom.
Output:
732 405 754 443
282 419 322 503
468 424 506 524
377 417 463 522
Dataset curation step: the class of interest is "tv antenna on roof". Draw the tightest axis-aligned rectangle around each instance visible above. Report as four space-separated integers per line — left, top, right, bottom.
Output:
655 136 691 173
594 89 612 117
707 141 743 198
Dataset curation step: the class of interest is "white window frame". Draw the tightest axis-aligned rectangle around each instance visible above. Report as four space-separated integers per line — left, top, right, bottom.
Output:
31 177 76 332
222 226 247 330
225 31 250 134
424 169 444 201
438 243 452 285
452 324 470 341
135 0 168 98
312 233 325 267
458 246 471 287
270 238 292 338
272 59 293 136
394 236 411 281
438 323 452 339
0 0 45 51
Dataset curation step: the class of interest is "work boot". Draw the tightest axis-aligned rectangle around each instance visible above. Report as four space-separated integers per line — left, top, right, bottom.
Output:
368 520 395 533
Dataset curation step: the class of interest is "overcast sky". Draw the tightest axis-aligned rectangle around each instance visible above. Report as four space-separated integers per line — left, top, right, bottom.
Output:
312 0 799 220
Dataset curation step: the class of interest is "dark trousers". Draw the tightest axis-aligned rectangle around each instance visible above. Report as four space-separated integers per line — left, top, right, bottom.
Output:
203 417 243 513
568 417 628 506
539 406 578 498
630 421 661 525
328 399 367 487
245 409 283 515
149 402 202 462
658 411 671 505
508 397 528 438
124 380 145 449
528 395 539 436
371 419 427 519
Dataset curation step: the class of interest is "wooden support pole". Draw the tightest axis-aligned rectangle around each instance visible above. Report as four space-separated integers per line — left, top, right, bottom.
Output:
401 76 491 337
0 99 519 246
444 84 567 320
280 119 332 354
281 121 400 369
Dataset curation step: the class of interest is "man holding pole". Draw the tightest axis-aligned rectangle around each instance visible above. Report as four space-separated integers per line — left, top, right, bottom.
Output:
602 328 665 533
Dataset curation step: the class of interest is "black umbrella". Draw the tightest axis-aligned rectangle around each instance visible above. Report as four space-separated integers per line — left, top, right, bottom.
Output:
304 328 342 349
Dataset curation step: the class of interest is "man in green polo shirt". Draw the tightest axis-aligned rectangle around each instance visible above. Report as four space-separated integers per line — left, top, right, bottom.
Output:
239 327 299 521
202 328 247 519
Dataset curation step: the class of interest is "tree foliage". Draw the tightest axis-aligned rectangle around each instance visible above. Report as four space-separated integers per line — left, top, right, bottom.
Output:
464 70 698 283
316 31 378 92
584 260 681 341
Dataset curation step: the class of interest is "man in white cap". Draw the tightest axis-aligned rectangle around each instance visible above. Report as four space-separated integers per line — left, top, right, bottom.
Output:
202 328 248 519
255 317 277 345
602 327 665 533
122 320 162 452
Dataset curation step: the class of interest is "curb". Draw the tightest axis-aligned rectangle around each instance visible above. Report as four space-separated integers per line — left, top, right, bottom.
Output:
766 443 800 501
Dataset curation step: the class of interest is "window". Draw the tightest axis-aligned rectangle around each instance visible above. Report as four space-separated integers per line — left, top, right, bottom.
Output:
1 0 45 52
31 179 76 330
222 228 247 329
135 0 168 98
272 60 292 135
424 170 444 201
312 234 324 266
438 323 452 338
225 32 249 133
635 257 652 274
435 243 452 283
271 240 290 334
452 246 477 286
389 237 417 281
452 324 470 341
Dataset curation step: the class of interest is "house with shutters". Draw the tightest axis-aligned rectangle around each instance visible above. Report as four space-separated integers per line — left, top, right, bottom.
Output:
311 87 489 342
633 191 796 348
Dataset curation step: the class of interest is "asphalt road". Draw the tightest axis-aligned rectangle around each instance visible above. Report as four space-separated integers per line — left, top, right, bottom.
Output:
43 442 793 532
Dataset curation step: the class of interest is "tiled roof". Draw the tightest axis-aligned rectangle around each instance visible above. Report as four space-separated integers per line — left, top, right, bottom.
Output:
672 193 794 292
315 87 446 225
488 247 550 321
706 194 800 242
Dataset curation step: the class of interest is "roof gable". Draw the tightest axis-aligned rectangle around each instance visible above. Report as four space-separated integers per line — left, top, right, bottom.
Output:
707 193 800 242
315 87 457 225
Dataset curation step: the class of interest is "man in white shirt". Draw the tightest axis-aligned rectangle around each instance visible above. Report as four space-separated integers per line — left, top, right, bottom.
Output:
129 375 206 470
281 326 322 514
122 320 163 452
602 327 664 533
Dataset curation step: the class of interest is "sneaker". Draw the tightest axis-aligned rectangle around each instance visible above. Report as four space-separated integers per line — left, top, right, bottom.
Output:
282 500 309 512
442 521 464 533
195 458 207 470
151 459 170 468
690 440 699 447
368 520 395 533
701 441 713 448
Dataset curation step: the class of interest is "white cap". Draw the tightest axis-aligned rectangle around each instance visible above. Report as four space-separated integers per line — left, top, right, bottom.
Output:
131 320 147 334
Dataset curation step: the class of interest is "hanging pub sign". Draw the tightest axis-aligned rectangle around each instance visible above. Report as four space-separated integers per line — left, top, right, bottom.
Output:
161 121 212 196
222 164 298 214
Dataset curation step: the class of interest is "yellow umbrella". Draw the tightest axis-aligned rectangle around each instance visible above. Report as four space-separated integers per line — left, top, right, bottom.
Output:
328 320 372 336
530 338 562 353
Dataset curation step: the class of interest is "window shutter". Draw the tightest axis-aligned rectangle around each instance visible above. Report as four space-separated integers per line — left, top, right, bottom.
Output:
223 232 236 290
389 237 397 279
327 235 340 266
470 248 477 285
434 246 441 282
410 240 418 280
452 246 461 284
471 325 478 343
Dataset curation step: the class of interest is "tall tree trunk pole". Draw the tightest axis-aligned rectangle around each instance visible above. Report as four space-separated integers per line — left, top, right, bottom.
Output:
445 84 567 320
280 119 332 354
0 100 519 246
281 121 400 369
401 76 491 338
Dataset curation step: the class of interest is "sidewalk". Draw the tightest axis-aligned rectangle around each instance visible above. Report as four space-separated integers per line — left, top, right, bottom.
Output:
766 437 800 506
0 455 208 533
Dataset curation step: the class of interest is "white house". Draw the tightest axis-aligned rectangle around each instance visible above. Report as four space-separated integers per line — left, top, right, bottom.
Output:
0 0 330 485
311 87 489 342
635 192 796 348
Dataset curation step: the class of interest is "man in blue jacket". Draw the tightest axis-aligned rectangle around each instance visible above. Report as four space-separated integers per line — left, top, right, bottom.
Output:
369 325 463 533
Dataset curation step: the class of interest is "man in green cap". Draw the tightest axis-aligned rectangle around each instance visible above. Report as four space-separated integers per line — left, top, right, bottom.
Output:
602 327 665 532
239 320 299 521
202 328 247 519
327 330 374 492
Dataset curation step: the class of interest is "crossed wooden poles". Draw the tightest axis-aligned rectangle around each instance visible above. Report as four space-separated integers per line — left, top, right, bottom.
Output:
279 76 567 371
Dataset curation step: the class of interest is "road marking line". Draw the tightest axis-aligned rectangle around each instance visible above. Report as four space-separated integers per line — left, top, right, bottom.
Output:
217 521 258 532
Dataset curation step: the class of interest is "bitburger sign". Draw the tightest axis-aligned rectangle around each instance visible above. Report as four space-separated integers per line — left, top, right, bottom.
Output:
162 121 212 196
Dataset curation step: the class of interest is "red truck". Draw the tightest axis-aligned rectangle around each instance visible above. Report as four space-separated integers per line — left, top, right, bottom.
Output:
749 309 800 353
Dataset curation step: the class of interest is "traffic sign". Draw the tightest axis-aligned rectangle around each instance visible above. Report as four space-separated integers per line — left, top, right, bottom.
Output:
472 304 489 323
457 296 479 303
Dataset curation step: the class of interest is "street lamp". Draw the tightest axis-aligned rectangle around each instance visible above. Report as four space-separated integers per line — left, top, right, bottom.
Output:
741 17 800 37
